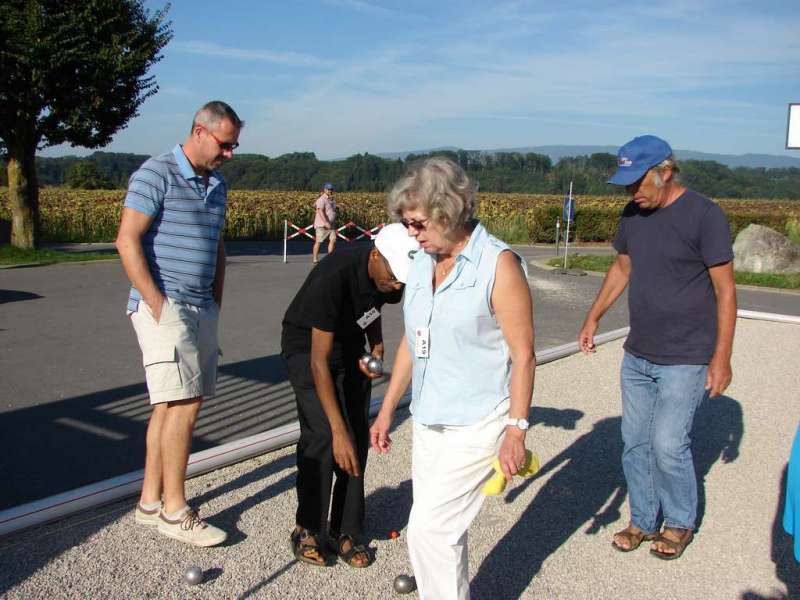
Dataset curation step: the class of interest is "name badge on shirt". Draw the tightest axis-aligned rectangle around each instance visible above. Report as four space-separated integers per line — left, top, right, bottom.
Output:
356 307 380 329
415 327 430 358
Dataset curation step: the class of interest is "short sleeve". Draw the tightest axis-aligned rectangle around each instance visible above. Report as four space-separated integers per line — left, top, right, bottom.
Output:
123 160 168 217
613 213 628 254
699 203 733 267
315 196 325 210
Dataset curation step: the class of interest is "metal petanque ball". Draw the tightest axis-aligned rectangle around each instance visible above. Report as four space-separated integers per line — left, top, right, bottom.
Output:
393 574 416 594
184 566 204 586
361 353 383 376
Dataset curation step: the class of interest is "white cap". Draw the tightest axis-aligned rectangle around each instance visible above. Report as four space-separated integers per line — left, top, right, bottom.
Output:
374 223 420 284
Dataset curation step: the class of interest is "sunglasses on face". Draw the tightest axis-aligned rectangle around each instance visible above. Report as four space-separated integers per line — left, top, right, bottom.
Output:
400 217 430 231
202 127 239 151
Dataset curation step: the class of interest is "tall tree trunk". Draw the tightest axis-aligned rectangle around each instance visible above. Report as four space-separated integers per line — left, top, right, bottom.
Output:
7 143 39 249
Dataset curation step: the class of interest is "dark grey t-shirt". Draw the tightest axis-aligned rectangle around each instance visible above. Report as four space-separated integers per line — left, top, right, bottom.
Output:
613 189 733 365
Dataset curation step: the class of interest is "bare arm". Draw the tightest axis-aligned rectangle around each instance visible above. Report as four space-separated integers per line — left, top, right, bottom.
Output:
492 251 536 480
706 261 736 397
115 207 165 321
369 334 413 453
212 238 226 307
578 253 631 353
310 327 360 476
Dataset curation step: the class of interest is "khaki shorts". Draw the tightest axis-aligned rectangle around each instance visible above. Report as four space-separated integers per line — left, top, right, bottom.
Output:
130 297 219 404
315 227 336 242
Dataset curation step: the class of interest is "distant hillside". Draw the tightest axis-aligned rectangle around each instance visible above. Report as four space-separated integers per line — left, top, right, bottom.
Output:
378 145 800 170
3 147 799 199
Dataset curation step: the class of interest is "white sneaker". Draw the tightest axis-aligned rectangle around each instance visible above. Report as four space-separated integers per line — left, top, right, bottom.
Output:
157 506 227 547
134 503 161 527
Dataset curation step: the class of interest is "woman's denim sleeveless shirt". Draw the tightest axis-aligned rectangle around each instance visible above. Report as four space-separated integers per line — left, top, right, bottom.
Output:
403 222 528 426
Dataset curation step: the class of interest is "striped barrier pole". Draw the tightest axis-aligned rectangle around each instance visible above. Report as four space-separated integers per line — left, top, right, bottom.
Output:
283 220 315 263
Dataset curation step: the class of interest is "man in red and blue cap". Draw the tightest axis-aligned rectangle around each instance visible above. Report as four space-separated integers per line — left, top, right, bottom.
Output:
578 134 737 560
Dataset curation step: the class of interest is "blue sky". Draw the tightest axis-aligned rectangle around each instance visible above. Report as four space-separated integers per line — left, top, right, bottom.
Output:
45 0 800 159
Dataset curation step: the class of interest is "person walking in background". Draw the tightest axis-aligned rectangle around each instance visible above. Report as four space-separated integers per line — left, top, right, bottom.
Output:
282 223 419 568
370 157 536 599
115 100 244 547
578 134 737 560
312 182 337 264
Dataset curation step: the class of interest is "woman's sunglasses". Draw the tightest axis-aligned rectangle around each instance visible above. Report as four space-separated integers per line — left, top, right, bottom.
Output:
400 217 430 231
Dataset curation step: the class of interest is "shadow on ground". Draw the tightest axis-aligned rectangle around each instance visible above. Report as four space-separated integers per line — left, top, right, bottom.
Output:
0 448 300 595
0 289 43 304
471 395 744 599
741 466 800 600
0 354 292 510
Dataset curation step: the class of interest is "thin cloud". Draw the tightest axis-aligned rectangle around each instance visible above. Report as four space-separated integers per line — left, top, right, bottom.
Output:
321 0 401 17
173 41 334 69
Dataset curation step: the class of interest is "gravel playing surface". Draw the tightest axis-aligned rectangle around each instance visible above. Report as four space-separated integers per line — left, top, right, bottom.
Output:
1 317 799 599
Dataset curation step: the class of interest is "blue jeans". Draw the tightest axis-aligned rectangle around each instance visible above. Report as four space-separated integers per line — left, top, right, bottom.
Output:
620 352 709 533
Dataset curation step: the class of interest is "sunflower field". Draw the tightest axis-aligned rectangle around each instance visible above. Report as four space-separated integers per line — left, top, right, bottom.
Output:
1 188 798 244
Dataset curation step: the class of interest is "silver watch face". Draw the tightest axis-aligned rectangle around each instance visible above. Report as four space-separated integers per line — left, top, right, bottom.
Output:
507 417 530 430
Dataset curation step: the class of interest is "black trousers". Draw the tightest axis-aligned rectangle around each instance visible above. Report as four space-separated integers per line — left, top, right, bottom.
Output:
284 352 371 536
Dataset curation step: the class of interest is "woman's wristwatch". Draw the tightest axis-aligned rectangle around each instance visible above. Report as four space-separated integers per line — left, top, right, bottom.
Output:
504 417 530 431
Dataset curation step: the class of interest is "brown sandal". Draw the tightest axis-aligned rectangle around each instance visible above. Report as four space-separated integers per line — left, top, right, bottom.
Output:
290 527 333 567
332 533 372 568
611 525 657 552
650 527 693 560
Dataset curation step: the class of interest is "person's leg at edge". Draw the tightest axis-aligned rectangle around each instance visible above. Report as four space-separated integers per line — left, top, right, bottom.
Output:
312 238 321 263
619 353 660 546
327 229 336 256
140 402 168 505
329 367 370 565
160 396 203 514
286 353 335 560
407 404 506 600
649 363 707 555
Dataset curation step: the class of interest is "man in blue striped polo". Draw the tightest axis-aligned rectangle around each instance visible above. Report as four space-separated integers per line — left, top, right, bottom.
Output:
115 100 243 547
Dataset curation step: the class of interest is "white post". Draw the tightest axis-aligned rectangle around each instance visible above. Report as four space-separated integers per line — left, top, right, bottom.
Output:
283 220 288 264
555 218 561 256
563 181 573 269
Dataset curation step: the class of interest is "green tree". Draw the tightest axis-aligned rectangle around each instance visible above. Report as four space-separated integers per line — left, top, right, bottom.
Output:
66 161 113 189
0 1 171 248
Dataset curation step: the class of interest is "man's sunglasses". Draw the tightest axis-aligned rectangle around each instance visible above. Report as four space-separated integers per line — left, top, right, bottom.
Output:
400 217 430 231
202 127 239 151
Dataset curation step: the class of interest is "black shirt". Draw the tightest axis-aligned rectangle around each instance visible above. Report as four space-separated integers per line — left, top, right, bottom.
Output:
613 189 733 365
281 245 403 358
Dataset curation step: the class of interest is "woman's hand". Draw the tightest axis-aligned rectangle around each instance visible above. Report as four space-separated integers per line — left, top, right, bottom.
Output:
497 428 527 481
369 410 394 454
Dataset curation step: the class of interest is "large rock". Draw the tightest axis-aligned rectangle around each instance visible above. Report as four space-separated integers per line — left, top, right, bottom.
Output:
733 224 800 273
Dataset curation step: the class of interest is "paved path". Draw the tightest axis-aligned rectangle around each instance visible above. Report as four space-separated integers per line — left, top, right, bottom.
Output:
0 318 798 599
1 242 798 509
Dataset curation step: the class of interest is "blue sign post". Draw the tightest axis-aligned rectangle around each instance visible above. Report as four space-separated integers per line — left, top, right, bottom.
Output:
562 182 576 269
562 196 575 223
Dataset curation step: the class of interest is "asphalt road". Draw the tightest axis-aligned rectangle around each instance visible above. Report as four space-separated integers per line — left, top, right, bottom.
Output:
1 242 798 509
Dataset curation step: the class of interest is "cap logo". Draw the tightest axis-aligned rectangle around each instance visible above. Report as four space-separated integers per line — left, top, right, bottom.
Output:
408 249 418 259
618 157 633 167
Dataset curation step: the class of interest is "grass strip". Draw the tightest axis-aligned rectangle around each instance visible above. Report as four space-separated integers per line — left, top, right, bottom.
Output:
547 254 800 289
0 245 118 266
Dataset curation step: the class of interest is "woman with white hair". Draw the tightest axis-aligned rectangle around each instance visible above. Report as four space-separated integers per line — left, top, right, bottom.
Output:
370 156 536 599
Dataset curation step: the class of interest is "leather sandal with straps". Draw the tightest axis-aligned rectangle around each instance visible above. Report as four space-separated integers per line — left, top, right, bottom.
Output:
290 527 333 567
331 533 372 568
650 527 694 560
611 524 657 552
